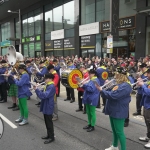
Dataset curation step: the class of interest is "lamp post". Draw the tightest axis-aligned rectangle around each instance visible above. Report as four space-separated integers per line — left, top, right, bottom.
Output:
8 9 22 53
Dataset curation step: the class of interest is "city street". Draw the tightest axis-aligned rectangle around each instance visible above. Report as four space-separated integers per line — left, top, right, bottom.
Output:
0 84 147 150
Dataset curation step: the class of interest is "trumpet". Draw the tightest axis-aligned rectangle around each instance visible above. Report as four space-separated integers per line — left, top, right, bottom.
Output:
131 77 148 87
101 79 117 90
76 76 90 87
29 82 45 91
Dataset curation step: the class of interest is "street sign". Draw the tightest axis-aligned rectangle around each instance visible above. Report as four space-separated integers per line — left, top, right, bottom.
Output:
107 35 113 49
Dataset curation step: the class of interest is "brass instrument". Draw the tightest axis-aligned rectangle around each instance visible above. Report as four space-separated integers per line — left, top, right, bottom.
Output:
29 82 46 92
101 79 117 90
76 76 90 87
131 77 148 87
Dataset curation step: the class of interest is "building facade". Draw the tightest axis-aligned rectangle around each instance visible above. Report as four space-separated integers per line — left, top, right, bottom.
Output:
0 0 149 59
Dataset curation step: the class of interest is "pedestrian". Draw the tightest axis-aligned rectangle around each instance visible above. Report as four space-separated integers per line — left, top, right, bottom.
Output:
34 73 56 144
96 67 132 150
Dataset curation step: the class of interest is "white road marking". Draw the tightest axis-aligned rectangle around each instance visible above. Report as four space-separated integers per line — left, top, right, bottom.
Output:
0 114 17 129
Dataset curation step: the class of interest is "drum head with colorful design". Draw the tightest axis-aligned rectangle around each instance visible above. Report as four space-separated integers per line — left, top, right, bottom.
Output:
68 69 83 89
102 71 108 80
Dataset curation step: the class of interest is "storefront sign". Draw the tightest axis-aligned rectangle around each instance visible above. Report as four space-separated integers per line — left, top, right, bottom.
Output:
0 40 11 47
26 37 35 42
101 16 135 32
36 35 41 41
107 35 113 49
45 41 53 51
64 38 74 50
79 22 99 36
81 35 95 49
51 29 64 40
54 40 63 50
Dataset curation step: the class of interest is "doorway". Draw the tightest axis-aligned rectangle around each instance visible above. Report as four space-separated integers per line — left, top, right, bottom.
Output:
35 51 41 58
112 47 128 59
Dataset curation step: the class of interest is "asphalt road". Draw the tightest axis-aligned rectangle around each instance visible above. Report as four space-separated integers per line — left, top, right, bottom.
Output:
0 85 147 150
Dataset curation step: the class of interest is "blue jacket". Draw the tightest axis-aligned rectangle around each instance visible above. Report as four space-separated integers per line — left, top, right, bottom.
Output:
68 64 76 69
35 83 56 115
82 77 100 106
0 67 7 83
54 65 61 77
8 72 16 84
128 76 134 84
15 72 32 98
140 83 150 109
96 66 108 86
137 72 147 94
101 82 132 119
26 66 32 81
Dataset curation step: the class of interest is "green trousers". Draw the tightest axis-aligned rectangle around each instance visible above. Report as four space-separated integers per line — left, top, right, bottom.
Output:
109 117 126 150
19 97 28 119
86 104 96 126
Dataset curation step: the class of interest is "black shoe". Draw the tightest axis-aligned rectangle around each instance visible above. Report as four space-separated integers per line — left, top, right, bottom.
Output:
64 98 71 101
70 100 75 103
8 104 16 109
35 102 41 105
44 138 55 144
87 126 95 132
12 107 19 111
133 112 141 116
83 111 86 114
0 100 7 103
83 125 91 129
96 106 101 108
41 136 49 140
76 109 82 112
124 122 129 127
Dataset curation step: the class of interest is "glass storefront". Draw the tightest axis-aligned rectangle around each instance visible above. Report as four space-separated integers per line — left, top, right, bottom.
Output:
44 0 74 56
15 18 19 38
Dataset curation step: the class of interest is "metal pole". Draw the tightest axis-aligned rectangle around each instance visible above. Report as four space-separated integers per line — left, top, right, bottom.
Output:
19 9 22 53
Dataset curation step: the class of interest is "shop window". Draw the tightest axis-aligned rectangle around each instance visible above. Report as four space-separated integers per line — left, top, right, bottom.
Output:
22 19 28 37
64 1 74 29
45 33 51 40
23 44 28 57
28 16 34 36
65 28 74 38
54 50 63 56
45 10 53 33
35 42 41 51
81 0 95 25
15 18 19 38
29 43 35 57
53 6 63 30
96 34 102 57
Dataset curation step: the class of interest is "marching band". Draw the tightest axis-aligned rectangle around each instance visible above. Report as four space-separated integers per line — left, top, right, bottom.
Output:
1 45 150 149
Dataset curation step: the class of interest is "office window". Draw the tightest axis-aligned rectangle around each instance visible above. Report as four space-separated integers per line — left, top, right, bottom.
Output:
53 6 63 30
35 14 41 35
96 0 105 22
22 18 28 37
15 18 19 38
28 16 34 36
64 1 74 29
45 10 53 33
81 0 95 25
1 22 10 41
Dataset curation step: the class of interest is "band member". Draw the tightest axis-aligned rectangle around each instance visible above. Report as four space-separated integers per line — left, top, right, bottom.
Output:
96 67 132 150
64 60 76 103
35 60 48 106
47 64 59 121
76 65 89 114
133 63 148 116
82 69 100 132
137 69 150 149
7 71 18 109
53 59 60 97
0 60 8 103
96 62 108 108
34 73 56 144
14 64 32 126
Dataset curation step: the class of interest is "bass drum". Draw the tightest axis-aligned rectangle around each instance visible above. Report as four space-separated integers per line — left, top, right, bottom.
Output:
61 69 83 89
